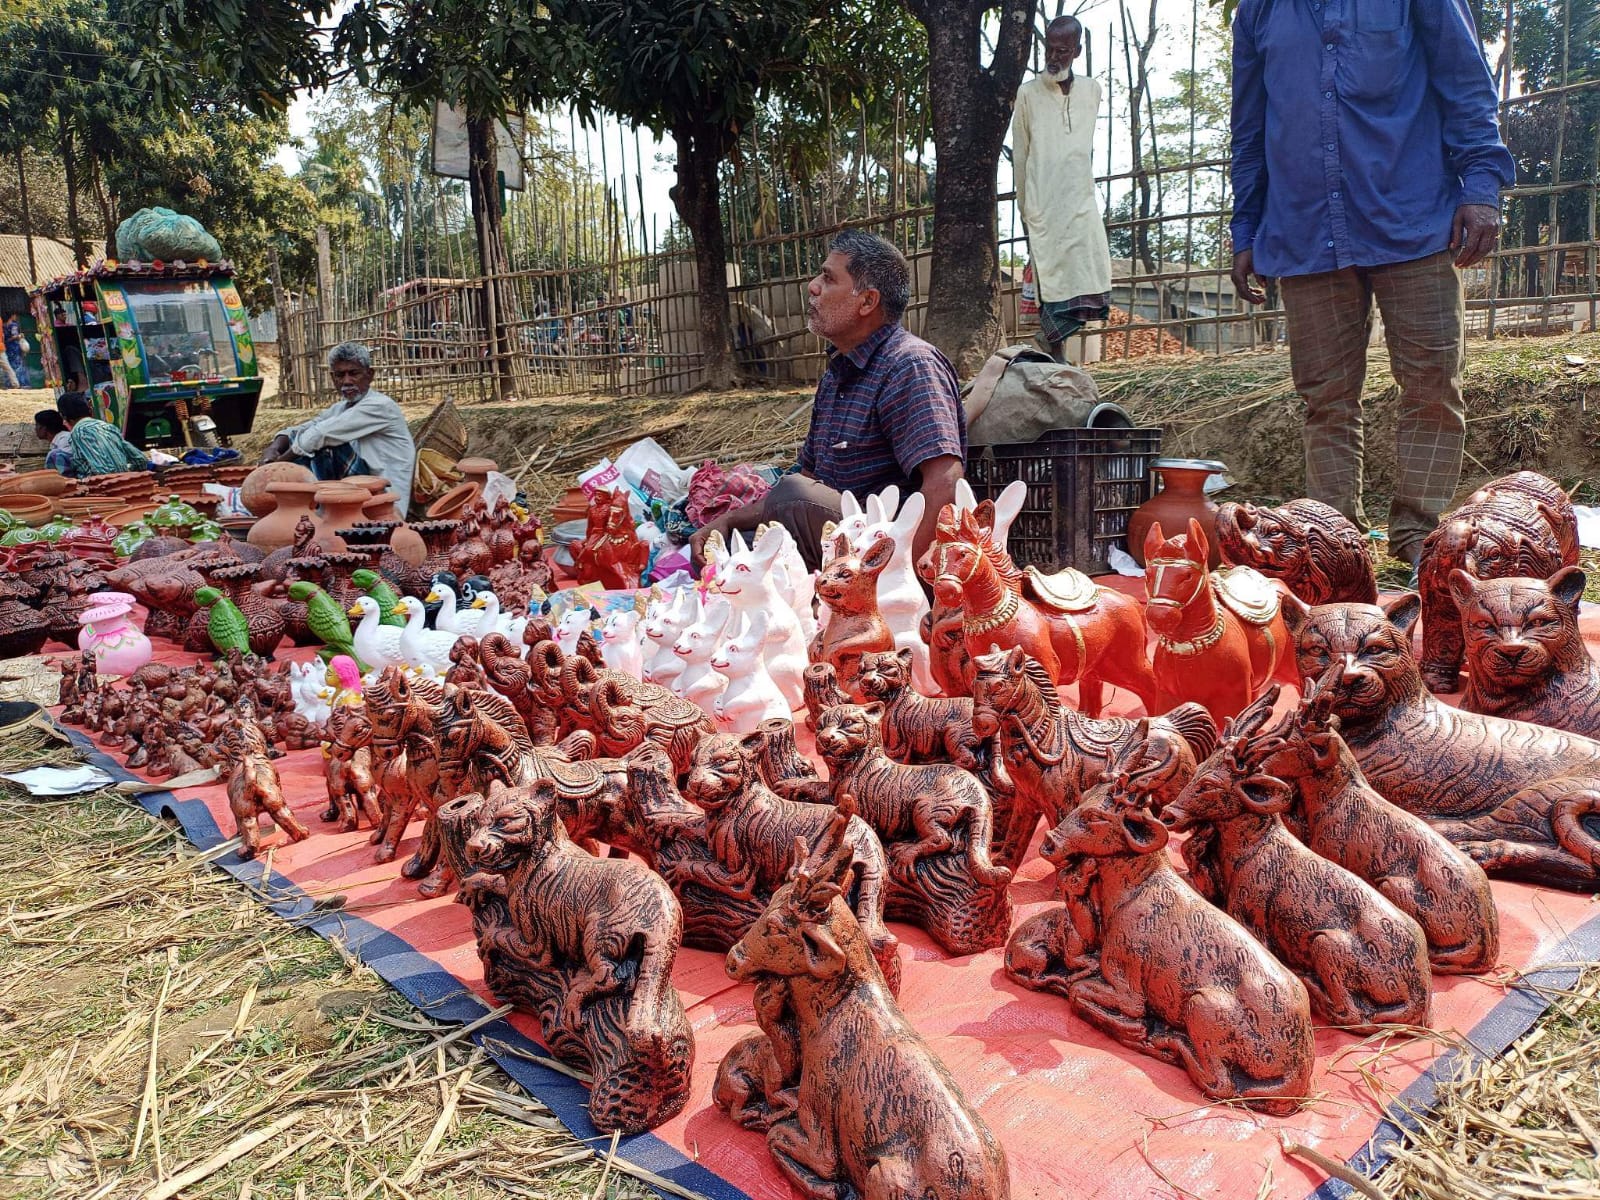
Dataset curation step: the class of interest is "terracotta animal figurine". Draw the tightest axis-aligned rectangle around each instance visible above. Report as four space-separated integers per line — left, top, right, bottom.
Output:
1143 519 1293 725
678 733 901 991
218 714 309 860
1165 689 1434 1031
1248 663 1499 973
1417 470 1578 692
1285 593 1600 890
747 717 825 801
929 505 1159 717
814 702 1013 954
1006 744 1315 1115
855 647 986 772
968 645 1215 870
801 661 848 734
572 488 649 590
1452 566 1600 737
1215 497 1377 605
321 701 385 833
458 778 694 1133
363 668 452 893
714 800 1011 1200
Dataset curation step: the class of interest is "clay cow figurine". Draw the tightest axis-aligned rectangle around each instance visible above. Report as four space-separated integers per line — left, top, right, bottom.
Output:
1143 519 1293 726
1417 470 1578 693
218 714 310 861
1165 689 1433 1032
1250 664 1499 973
814 701 1012 954
1214 497 1377 605
1452 566 1600 738
714 802 1011 1200
1006 744 1314 1114
458 778 694 1134
1285 593 1600 891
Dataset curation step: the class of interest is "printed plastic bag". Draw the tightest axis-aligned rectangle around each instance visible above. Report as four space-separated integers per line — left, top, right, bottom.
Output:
614 437 694 504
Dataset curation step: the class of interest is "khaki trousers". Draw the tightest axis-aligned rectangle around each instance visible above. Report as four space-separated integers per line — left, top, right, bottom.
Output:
1279 249 1465 565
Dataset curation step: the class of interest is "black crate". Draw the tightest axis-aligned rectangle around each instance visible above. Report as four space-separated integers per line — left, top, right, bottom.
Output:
966 427 1162 575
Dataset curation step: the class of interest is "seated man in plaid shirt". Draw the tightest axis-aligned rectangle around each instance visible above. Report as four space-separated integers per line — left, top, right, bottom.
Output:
690 230 966 571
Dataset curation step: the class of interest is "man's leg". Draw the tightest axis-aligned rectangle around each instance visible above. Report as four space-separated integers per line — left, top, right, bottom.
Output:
291 444 372 482
1279 267 1375 530
1369 250 1465 566
757 474 845 572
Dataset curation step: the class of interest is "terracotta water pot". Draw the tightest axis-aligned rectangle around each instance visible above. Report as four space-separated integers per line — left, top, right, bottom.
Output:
240 462 315 517
362 491 403 523
249 480 320 552
389 524 427 567
1127 458 1226 568
342 474 389 497
427 481 481 521
312 484 370 553
455 458 497 492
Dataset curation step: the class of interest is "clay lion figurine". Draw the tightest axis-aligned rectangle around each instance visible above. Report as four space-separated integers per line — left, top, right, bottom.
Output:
1214 497 1377 605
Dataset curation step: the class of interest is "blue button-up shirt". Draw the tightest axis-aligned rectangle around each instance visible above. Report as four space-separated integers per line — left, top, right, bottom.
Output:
1230 0 1515 279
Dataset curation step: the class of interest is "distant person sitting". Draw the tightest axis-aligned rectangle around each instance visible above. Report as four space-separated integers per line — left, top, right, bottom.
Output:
57 392 150 477
258 342 416 516
37 409 72 474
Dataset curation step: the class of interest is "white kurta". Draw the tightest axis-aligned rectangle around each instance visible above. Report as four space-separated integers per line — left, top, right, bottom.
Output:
1011 73 1112 303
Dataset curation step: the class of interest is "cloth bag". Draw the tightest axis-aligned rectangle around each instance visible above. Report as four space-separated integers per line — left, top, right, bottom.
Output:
962 344 1129 446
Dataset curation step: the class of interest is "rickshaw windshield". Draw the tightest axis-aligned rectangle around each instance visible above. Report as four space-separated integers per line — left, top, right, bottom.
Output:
121 281 239 382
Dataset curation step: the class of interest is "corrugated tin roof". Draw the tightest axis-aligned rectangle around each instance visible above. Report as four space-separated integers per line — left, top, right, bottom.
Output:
0 235 106 289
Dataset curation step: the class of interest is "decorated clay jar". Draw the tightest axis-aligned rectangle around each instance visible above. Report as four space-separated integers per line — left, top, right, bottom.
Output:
1126 458 1226 567
76 592 153 677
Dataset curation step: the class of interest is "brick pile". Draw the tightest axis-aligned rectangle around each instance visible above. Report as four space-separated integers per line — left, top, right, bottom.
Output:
1097 306 1189 359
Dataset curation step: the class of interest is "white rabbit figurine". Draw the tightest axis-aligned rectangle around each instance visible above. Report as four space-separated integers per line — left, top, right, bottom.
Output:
862 490 936 694
709 525 808 707
670 594 731 715
288 661 331 726
952 477 1027 556
643 588 696 686
598 607 646 679
710 610 792 733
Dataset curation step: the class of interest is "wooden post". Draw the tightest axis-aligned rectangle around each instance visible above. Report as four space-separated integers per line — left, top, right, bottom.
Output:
315 226 334 324
15 145 36 282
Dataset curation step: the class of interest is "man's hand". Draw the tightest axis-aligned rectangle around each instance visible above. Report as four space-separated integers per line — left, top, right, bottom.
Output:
258 434 292 465
688 515 734 572
1231 249 1268 305
1450 203 1500 269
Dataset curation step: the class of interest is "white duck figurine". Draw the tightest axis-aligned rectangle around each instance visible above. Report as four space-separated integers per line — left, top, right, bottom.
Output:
428 581 486 636
598 607 646 679
392 596 463 674
347 596 404 672
642 588 695 687
288 661 332 726
468 590 527 644
670 594 730 716
710 610 790 733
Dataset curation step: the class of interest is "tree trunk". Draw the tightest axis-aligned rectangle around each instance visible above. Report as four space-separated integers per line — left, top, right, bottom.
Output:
58 112 87 266
15 146 36 282
467 116 517 403
907 0 1034 378
670 121 735 391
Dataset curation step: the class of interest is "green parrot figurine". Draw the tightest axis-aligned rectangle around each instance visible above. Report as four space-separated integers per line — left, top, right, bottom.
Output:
351 568 406 628
193 585 252 657
287 581 367 671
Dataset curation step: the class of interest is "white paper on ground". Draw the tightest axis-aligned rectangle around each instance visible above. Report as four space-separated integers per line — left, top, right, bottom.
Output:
0 763 115 795
1107 544 1144 577
1574 505 1600 550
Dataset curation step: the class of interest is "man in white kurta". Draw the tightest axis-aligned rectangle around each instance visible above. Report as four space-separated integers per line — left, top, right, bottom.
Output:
1012 16 1112 360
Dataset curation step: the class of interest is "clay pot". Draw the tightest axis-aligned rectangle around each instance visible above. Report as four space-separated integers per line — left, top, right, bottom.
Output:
1 496 54 527
77 592 153 676
0 471 74 499
240 462 315 518
342 475 390 497
362 491 403 523
426 481 481 521
390 524 427 567
455 458 497 492
249 480 320 552
1127 458 1226 568
312 484 370 553
0 601 50 658
208 563 286 656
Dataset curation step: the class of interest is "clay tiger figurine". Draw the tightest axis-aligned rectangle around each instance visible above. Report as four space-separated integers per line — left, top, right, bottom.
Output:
1285 593 1600 891
1452 566 1600 738
1214 497 1377 605
855 648 987 771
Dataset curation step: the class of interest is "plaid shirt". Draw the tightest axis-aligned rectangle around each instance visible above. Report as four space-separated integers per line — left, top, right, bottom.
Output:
799 322 966 495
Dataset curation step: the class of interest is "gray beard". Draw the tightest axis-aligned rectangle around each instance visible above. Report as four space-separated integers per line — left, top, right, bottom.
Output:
1044 66 1073 84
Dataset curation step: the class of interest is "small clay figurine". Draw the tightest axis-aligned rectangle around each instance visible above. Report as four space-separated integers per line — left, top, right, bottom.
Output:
1006 742 1315 1115
708 525 809 707
711 612 792 733
929 505 1160 717
322 702 385 833
218 713 310 861
1452 566 1600 737
801 661 848 734
1285 593 1600 890
968 645 1215 870
1417 470 1578 692
810 532 897 693
814 702 1012 954
572 488 649 590
855 648 986 771
350 567 406 627
446 635 487 688
714 801 1011 1200
362 668 449 889
1164 689 1434 1032
287 580 364 668
458 778 695 1133
193 586 254 657
1215 497 1377 605
678 734 900 989
1250 663 1499 973
745 717 824 800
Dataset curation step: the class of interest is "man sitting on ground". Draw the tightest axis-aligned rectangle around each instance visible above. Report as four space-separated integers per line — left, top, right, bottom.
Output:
258 341 416 516
689 230 965 571
56 393 150 477
37 409 72 474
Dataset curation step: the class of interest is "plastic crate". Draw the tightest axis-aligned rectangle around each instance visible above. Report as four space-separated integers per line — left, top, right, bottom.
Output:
966 427 1162 575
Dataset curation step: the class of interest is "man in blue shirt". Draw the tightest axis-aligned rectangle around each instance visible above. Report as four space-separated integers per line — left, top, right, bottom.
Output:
1229 0 1514 569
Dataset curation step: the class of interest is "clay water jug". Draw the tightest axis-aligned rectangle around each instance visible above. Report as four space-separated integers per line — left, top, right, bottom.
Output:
249 480 320 552
312 484 370 553
240 462 314 517
1127 458 1226 567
